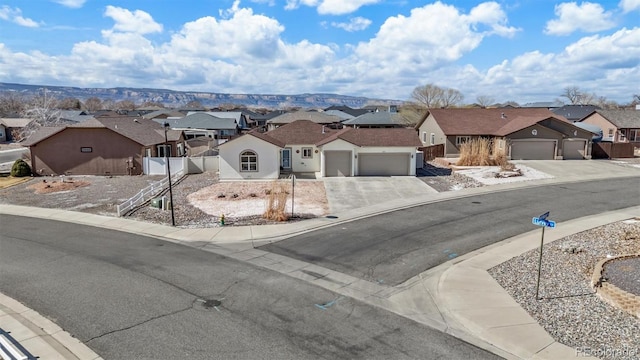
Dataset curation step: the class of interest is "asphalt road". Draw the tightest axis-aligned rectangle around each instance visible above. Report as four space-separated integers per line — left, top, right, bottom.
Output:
0 215 499 360
261 177 640 285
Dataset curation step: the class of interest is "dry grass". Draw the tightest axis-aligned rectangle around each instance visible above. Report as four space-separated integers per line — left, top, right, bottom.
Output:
263 180 290 221
457 138 516 171
0 176 31 189
27 178 91 194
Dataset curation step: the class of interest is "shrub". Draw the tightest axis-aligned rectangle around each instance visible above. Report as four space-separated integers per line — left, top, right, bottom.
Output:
10 159 31 177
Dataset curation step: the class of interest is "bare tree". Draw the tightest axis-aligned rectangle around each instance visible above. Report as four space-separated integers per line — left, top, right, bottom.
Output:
84 97 103 112
397 103 424 127
101 99 116 110
21 89 63 139
115 100 136 111
411 83 463 108
57 97 82 110
476 95 495 108
561 86 596 105
184 100 203 109
140 101 165 108
0 92 27 116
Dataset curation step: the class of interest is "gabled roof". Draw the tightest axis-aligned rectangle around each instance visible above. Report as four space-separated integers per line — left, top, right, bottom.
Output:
552 105 600 121
0 118 31 127
323 109 355 120
324 105 370 117
23 117 179 147
415 108 566 136
267 111 343 125
191 111 242 122
590 109 640 128
316 127 420 147
158 112 238 130
266 120 339 145
494 116 562 136
142 109 185 119
217 130 285 148
343 111 405 126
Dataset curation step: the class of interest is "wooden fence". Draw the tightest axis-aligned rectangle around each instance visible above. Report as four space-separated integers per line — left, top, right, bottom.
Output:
592 142 636 159
418 144 445 161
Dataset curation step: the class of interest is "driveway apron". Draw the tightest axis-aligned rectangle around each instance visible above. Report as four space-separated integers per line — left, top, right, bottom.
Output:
323 176 437 213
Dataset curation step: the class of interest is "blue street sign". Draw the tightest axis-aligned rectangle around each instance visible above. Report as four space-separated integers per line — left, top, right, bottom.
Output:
532 217 556 228
538 211 550 221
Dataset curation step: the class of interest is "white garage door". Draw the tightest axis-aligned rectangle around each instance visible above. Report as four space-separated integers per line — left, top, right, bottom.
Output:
563 139 587 160
358 153 410 176
510 140 556 160
325 151 351 177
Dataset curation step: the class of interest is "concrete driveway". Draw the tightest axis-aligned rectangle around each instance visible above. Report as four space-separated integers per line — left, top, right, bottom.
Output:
323 176 437 213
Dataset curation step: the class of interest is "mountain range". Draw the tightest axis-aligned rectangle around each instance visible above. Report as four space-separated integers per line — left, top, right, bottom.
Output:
0 82 402 109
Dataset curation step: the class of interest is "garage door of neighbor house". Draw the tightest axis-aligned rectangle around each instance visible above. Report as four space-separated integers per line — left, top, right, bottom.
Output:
562 139 587 160
358 153 410 176
325 151 352 177
510 140 556 160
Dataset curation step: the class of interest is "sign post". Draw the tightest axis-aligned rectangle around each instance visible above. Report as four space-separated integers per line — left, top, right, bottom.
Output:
532 212 556 300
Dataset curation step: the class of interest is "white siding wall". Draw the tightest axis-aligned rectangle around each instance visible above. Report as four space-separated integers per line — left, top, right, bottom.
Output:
418 115 446 148
219 136 280 180
288 145 321 172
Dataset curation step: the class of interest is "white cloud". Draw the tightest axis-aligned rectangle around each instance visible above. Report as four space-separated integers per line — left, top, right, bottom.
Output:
104 6 163 34
331 17 372 32
472 27 640 102
0 6 40 27
545 2 616 36
285 0 380 15
52 0 86 8
0 1 637 104
619 0 640 12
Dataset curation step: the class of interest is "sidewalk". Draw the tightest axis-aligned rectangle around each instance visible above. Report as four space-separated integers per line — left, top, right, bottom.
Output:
1 162 638 359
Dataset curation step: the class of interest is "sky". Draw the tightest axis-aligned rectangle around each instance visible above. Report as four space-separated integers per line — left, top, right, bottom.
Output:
0 0 638 105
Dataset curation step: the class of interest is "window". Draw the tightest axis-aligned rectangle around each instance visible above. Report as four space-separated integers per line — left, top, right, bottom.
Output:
302 147 313 159
608 128 614 138
619 129 626 142
240 150 258 172
157 144 171 157
80 147 92 153
430 133 435 145
145 148 152 158
630 129 639 142
455 136 471 145
422 132 427 143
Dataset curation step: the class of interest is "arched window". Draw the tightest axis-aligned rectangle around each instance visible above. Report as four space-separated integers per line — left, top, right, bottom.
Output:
240 150 258 172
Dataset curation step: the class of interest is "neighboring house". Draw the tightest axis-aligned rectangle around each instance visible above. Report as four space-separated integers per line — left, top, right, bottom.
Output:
0 117 31 142
415 108 594 160
218 120 421 180
157 112 239 142
59 110 94 123
521 100 564 109
22 117 185 176
342 111 406 128
580 109 640 144
142 109 185 120
324 105 371 117
552 105 600 122
266 111 343 131
323 109 355 121
189 111 250 130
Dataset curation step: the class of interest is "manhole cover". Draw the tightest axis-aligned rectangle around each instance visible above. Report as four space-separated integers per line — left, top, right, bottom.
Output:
203 299 222 308
193 298 224 311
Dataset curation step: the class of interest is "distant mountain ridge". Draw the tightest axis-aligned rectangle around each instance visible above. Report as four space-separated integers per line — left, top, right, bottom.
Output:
0 82 402 109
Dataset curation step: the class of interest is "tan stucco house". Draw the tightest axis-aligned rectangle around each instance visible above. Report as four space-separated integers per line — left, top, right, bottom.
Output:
415 108 594 160
23 117 185 176
580 109 640 144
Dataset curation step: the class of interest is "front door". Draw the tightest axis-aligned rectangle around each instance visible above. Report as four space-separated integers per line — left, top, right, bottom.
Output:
281 148 291 169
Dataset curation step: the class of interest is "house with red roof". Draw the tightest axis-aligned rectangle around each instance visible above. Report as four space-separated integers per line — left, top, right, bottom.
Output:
415 108 594 160
217 120 421 180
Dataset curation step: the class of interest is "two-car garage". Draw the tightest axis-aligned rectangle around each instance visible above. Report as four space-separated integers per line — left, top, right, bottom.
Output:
324 151 413 177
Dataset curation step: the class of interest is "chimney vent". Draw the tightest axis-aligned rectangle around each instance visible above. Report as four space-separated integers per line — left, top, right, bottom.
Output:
501 112 506 119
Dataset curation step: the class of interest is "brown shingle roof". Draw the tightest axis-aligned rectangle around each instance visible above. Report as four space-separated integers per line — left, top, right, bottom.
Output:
266 120 339 145
333 128 421 147
22 127 65 146
416 108 565 135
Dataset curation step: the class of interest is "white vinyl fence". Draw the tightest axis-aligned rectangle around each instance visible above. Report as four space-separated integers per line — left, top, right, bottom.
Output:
117 156 219 217
116 167 184 217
